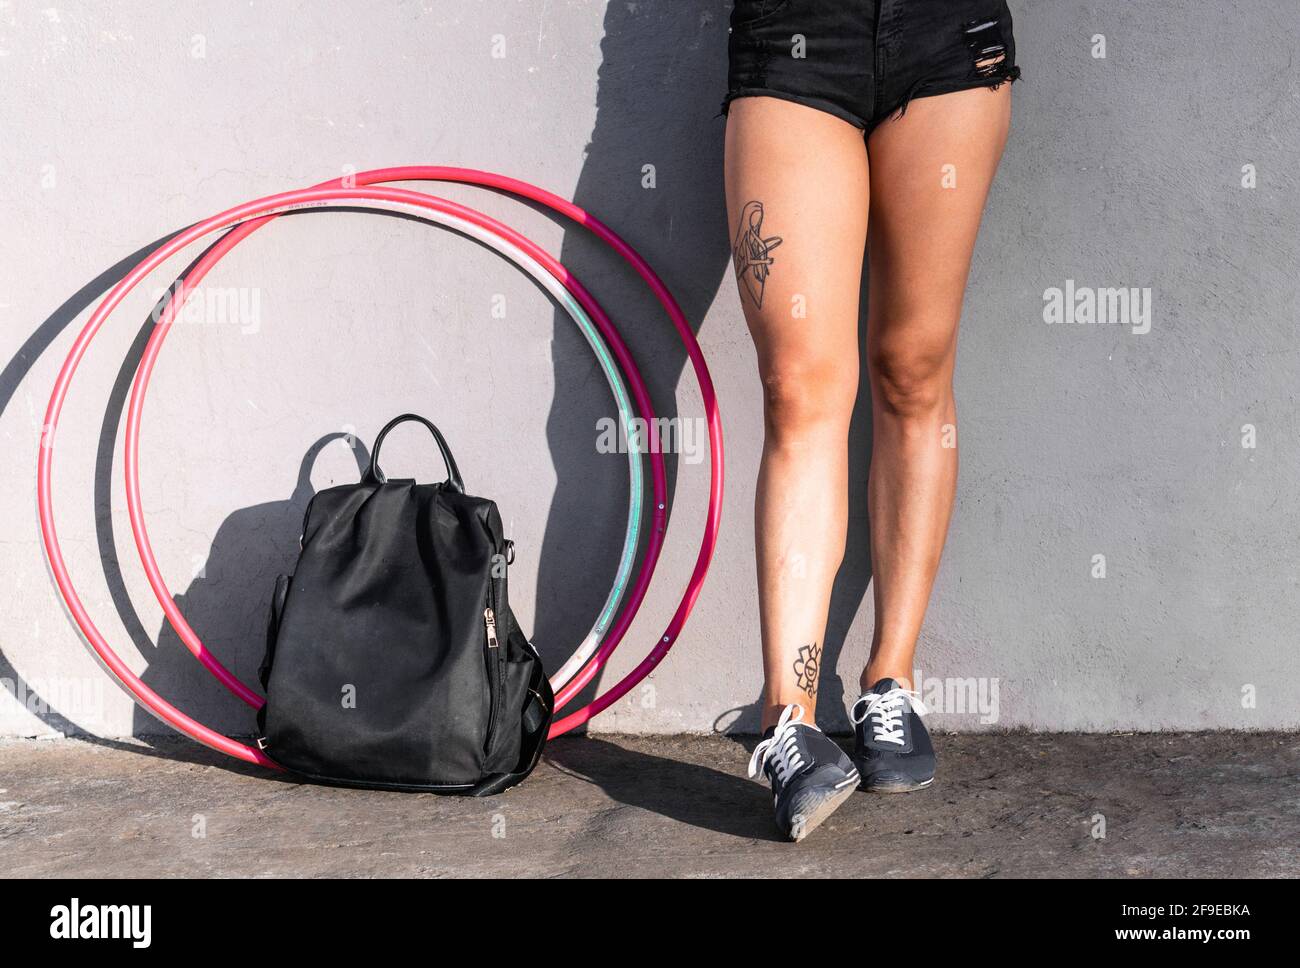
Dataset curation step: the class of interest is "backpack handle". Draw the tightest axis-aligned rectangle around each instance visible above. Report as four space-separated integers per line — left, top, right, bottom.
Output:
363 413 465 493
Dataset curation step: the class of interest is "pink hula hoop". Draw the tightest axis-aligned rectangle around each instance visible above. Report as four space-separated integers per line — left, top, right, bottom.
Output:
37 169 723 765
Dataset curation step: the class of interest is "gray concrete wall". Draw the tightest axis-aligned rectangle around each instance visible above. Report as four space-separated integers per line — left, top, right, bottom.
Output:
1 1 1296 739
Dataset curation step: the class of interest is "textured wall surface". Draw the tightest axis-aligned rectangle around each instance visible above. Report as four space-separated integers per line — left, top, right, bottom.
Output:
1 1 1296 738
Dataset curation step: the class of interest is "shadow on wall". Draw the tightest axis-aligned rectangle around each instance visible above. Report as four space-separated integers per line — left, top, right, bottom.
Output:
527 2 738 673
62 262 374 741
0 237 175 749
2 1 877 748
824 263 876 733
130 435 371 738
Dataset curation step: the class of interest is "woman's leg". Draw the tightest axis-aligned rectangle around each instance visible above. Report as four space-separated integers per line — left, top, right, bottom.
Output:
861 85 1012 692
724 95 871 730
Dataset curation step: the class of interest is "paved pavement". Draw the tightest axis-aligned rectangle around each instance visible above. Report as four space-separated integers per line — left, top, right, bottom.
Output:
2 732 1296 877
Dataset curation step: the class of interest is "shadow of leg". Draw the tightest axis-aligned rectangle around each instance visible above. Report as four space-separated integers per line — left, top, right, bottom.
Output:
544 735 782 841
532 2 734 720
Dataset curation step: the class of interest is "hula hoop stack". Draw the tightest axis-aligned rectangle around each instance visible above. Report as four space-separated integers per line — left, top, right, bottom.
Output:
37 166 723 766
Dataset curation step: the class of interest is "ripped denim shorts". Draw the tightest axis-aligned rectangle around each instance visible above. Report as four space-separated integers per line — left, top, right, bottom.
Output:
722 0 1021 132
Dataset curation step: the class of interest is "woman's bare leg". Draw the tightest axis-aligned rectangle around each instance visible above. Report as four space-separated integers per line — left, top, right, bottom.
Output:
724 96 870 729
861 85 1012 692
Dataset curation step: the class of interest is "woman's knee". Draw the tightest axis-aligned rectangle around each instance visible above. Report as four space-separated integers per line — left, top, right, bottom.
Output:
868 337 954 419
758 356 857 439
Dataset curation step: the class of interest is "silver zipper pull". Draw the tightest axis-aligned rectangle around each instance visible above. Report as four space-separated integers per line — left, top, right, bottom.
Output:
484 607 499 649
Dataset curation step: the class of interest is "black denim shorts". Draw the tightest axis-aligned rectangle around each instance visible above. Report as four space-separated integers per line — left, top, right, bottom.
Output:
723 0 1020 131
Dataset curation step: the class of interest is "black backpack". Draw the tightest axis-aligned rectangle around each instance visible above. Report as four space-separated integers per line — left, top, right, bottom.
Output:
256 414 553 795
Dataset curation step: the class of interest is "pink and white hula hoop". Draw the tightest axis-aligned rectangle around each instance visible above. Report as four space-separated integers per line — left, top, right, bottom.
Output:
37 168 723 764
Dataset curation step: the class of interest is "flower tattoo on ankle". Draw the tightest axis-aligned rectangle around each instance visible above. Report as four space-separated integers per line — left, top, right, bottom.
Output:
793 641 821 698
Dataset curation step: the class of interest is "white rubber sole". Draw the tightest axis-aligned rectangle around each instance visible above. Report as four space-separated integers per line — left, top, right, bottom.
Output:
862 774 935 795
786 773 860 842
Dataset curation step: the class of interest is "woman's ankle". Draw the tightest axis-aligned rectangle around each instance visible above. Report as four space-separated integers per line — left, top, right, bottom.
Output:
860 665 913 693
759 697 815 732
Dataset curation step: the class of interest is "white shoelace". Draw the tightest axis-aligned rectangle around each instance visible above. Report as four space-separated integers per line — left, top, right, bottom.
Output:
748 703 811 783
851 687 928 746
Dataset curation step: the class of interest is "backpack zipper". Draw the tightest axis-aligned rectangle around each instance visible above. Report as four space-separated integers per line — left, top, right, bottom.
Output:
481 520 509 760
483 593 504 756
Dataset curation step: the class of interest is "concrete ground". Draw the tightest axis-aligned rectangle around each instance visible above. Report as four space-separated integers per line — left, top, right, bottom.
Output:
2 732 1297 878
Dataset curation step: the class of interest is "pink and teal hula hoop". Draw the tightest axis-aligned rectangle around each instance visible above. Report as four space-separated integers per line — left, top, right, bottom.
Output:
37 167 723 765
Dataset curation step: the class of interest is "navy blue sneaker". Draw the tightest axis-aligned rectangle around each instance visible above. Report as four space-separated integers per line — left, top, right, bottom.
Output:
749 704 860 842
851 678 935 793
